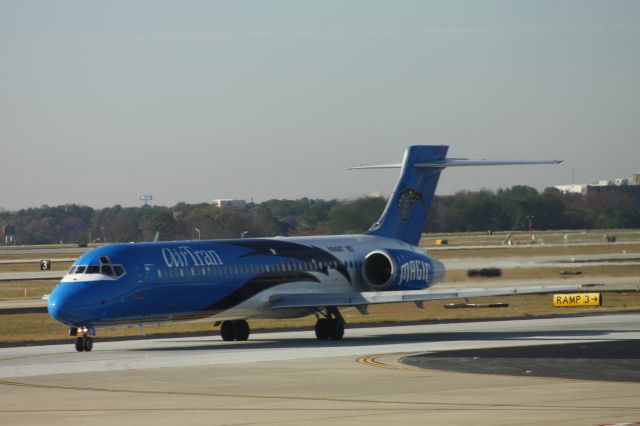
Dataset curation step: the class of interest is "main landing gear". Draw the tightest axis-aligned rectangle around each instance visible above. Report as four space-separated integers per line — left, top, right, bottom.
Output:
314 307 344 341
217 311 345 342
70 326 94 352
220 320 250 341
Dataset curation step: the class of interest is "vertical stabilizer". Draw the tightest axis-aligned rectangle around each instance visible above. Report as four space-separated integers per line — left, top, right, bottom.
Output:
366 145 448 246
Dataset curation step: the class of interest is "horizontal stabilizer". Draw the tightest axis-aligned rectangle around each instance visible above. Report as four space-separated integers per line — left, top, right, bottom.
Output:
346 163 403 170
347 158 562 170
269 283 584 310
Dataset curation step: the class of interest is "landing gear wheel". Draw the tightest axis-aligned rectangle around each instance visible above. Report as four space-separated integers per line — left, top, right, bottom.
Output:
75 336 94 352
220 321 236 341
315 318 330 340
83 337 93 352
315 307 346 341
329 319 344 340
234 320 250 341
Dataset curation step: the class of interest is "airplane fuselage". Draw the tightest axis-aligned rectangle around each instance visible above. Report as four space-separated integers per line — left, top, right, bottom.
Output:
48 235 445 329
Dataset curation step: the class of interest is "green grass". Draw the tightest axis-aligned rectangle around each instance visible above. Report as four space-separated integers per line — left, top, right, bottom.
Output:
0 280 58 300
1 292 639 343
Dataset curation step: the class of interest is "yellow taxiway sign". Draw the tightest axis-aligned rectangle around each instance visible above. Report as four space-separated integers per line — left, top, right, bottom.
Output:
553 293 602 307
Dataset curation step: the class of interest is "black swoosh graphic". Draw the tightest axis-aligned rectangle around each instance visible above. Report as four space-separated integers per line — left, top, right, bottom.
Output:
229 239 351 282
198 271 320 314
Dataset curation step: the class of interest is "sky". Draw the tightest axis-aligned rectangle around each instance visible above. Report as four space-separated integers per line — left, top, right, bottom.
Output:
1 0 639 210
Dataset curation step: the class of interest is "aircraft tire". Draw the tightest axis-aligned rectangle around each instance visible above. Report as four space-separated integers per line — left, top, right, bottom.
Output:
220 321 236 341
83 337 93 352
234 320 250 341
75 337 84 352
329 319 344 340
315 319 330 340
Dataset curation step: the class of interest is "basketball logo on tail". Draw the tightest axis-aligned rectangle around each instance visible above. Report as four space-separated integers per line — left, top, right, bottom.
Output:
398 188 424 221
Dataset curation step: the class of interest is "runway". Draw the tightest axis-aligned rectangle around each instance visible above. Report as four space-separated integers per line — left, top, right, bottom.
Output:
1 314 639 425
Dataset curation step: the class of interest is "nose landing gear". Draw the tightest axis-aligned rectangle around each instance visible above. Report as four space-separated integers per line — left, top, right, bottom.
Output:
70 326 95 352
75 336 93 352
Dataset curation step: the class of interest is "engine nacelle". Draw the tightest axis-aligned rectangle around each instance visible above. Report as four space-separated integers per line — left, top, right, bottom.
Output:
362 249 444 291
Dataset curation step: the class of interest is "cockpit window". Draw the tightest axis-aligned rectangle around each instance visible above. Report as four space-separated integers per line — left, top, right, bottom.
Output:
113 265 125 277
86 265 100 274
70 261 126 279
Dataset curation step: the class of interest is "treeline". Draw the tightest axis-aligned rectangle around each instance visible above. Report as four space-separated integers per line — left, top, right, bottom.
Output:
1 186 639 244
427 186 640 232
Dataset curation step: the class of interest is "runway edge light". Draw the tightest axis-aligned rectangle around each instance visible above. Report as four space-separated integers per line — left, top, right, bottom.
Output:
553 293 602 307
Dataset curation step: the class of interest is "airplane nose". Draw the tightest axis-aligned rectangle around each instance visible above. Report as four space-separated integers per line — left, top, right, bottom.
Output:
48 283 82 325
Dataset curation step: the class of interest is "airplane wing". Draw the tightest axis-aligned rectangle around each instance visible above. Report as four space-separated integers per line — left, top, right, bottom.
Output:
269 283 589 310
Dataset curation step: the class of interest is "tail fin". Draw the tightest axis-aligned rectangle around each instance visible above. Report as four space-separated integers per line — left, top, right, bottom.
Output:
363 145 448 246
350 145 562 246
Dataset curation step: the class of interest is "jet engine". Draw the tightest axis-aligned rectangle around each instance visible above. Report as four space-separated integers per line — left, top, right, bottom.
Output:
361 249 444 291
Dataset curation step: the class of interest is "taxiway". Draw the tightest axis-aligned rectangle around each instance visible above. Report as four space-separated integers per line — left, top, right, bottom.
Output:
0 313 638 425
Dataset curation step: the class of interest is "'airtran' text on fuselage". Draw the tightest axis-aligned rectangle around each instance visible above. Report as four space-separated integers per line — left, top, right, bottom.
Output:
399 260 431 283
161 246 223 268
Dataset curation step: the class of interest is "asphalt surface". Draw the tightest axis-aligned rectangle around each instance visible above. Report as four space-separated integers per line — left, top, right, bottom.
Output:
0 313 639 425
402 340 640 382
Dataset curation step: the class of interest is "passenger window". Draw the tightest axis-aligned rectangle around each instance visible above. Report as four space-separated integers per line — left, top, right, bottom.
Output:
86 265 100 274
113 265 124 276
101 265 114 276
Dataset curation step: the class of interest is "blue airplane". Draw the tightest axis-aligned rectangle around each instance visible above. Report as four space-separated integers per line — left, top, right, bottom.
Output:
48 145 578 352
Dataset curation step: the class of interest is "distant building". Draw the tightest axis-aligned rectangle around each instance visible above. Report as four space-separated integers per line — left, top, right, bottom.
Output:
554 184 586 195
554 172 640 196
212 199 247 209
